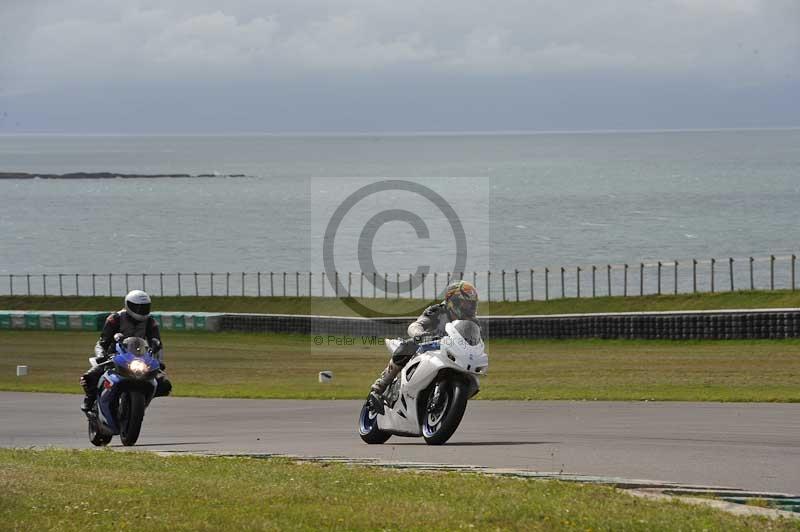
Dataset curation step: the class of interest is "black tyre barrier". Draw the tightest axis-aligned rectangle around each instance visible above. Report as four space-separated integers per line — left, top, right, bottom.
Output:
219 309 800 340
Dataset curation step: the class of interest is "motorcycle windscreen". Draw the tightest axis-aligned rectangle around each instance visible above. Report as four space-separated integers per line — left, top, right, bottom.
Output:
122 337 149 356
452 320 482 346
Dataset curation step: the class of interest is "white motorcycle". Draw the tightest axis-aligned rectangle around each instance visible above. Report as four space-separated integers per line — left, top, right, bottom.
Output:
358 320 489 446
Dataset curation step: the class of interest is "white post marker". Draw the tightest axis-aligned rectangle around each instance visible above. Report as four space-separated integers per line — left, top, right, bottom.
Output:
16 365 28 377
318 371 333 383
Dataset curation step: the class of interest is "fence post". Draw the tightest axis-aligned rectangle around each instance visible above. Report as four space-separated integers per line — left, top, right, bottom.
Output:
624 264 629 296
227 272 231 296
639 263 644 296
308 272 312 298
348 272 352 297
396 273 400 299
245 272 248 297
257 272 262 297
270 272 274 296
502 270 507 301
142 273 146 292
284 272 288 297
544 268 549 301
514 269 520 302
576 267 581 298
26 274 31 296
320 272 324 297
770 255 775 290
125 273 129 294
487 271 492 302
92 273 96 296
177 273 182 296
607 265 611 296
710 258 715 293
560 267 565 298
592 265 596 297
360 272 364 298
75 274 79 296
422 273 426 300
408 273 413 298
529 269 534 301
295 272 299 297
729 258 734 292
434 273 438 296
749 257 754 290
195 272 199 296
673 261 678 295
9 274 13 296
43 274 47 297
473 271 477 288
384 273 388 299
57 273 63 296
657 262 662 295
211 273 215 296
160 273 164 296
108 273 112 296
446 272 452 285
373 272 377 298
792 254 796 291
692 259 697 293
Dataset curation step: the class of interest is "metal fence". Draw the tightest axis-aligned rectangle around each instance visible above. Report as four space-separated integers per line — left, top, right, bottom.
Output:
1 253 797 301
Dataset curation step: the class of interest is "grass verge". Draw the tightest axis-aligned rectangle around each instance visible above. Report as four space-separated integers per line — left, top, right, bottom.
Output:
2 290 800 317
0 449 796 531
1 330 799 401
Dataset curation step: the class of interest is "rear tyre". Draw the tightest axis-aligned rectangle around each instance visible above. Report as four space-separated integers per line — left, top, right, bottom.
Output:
119 391 146 446
422 378 468 446
88 413 112 447
358 398 392 444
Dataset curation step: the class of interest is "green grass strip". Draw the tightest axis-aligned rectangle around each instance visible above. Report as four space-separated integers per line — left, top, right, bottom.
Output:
1 449 797 531
2 330 799 402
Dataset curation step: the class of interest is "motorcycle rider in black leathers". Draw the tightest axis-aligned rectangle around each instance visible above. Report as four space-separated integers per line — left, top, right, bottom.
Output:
80 290 172 412
369 280 479 408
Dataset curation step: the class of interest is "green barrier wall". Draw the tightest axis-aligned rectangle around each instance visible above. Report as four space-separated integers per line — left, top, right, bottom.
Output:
0 311 220 331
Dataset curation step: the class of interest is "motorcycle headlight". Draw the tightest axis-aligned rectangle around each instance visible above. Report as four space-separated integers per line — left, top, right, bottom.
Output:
129 359 148 375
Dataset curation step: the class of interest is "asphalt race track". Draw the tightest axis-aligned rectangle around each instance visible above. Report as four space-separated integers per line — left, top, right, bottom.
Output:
2 392 798 494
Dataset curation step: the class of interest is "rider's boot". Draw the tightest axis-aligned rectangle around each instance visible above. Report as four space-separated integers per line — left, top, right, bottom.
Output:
80 376 96 413
80 367 103 413
368 361 401 413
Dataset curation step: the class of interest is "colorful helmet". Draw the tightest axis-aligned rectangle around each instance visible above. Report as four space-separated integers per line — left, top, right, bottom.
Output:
124 290 151 321
444 281 478 320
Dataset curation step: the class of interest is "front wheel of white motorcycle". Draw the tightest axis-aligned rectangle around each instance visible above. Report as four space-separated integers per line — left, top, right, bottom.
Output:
422 378 468 446
358 398 392 444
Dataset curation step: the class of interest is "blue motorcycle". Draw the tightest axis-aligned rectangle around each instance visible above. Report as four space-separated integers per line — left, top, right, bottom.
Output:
87 337 161 446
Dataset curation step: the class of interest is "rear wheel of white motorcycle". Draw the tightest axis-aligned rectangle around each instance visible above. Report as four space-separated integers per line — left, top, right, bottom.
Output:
119 391 146 446
358 398 392 444
422 378 468 446
88 411 112 446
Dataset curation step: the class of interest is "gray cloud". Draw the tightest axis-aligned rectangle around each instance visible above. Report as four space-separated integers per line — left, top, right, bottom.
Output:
0 0 798 132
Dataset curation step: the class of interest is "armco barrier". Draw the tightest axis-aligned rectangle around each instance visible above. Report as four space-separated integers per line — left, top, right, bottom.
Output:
3 309 799 339
219 309 800 340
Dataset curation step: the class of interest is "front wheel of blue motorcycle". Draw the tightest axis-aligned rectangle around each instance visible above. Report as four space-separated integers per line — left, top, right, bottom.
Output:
119 391 146 446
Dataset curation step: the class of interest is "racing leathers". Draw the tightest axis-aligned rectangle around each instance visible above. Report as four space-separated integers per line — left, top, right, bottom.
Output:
80 309 172 412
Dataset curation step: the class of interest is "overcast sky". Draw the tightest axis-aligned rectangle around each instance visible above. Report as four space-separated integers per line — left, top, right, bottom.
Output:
1 0 798 133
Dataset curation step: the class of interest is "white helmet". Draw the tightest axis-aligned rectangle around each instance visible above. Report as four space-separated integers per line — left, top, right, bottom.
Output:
124 290 151 321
